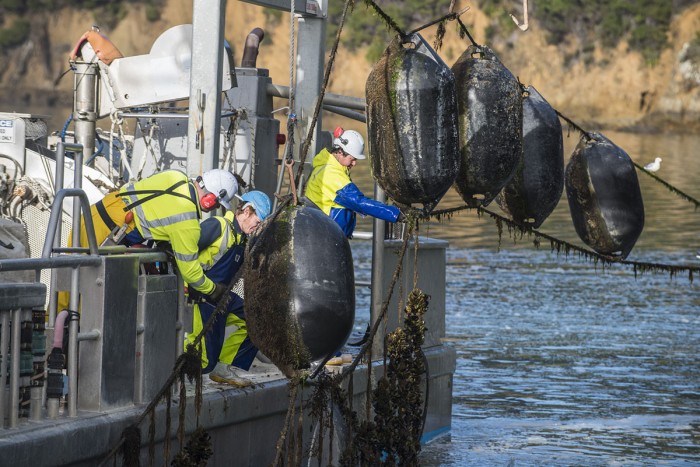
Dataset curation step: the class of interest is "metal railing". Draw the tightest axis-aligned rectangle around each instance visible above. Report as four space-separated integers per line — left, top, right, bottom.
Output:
0 247 177 428
1 140 183 429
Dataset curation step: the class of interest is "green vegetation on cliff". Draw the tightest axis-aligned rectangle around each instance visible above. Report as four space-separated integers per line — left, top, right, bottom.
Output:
0 0 163 48
326 0 700 65
2 0 700 66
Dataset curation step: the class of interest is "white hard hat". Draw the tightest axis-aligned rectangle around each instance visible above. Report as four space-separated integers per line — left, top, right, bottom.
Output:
201 169 238 209
332 129 366 160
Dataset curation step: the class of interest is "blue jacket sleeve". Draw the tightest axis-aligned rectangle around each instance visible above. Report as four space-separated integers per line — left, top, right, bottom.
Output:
197 217 223 252
334 182 400 222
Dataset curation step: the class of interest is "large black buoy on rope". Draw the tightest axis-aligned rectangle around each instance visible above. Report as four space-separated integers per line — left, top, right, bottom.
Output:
243 205 355 378
366 33 460 214
565 132 645 259
451 45 522 207
496 85 564 228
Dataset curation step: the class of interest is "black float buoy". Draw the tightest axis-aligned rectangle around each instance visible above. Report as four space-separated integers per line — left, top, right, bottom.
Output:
496 85 564 228
243 205 355 377
451 45 523 207
565 132 645 258
366 33 460 213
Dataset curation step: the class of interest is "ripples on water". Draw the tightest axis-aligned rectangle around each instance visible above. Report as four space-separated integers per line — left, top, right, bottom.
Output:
351 130 700 465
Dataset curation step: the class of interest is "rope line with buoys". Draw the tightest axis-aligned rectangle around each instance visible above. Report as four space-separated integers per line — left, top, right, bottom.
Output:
632 160 700 209
553 106 699 209
423 204 699 283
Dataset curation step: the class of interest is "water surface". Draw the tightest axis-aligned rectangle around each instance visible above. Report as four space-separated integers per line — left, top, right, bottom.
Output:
351 129 700 466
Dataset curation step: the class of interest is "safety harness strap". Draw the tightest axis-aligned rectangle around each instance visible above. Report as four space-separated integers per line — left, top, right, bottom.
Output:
95 199 118 231
118 179 192 212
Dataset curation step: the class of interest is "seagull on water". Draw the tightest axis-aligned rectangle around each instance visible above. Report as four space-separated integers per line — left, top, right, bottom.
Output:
644 157 662 172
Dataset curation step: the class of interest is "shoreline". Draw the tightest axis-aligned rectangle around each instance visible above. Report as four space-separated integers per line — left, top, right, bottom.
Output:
1 86 698 137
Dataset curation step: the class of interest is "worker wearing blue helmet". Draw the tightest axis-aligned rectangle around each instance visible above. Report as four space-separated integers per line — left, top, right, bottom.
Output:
185 190 276 386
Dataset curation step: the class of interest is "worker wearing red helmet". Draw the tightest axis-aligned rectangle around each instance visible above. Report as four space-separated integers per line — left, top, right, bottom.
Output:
304 127 401 237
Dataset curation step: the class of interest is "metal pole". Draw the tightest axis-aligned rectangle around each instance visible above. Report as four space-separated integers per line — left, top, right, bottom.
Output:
322 105 366 123
266 83 367 111
0 256 102 272
9 308 21 428
370 184 387 359
73 62 98 162
295 3 327 178
66 144 86 418
187 0 227 177
47 142 68 326
0 311 9 427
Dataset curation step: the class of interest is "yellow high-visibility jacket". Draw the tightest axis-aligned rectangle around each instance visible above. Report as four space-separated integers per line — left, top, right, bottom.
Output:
186 213 250 371
119 170 214 295
197 212 245 270
305 148 399 237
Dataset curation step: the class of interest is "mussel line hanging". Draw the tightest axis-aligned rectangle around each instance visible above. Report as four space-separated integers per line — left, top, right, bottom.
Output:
366 32 460 214
565 132 645 259
451 44 523 208
496 85 564 228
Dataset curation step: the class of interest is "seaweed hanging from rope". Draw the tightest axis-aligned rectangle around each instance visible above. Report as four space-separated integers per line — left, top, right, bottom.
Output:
305 289 430 466
171 427 213 467
425 204 700 282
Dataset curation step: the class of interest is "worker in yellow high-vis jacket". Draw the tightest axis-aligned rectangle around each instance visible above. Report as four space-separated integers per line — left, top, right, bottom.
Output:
57 169 238 312
304 127 402 238
184 191 274 387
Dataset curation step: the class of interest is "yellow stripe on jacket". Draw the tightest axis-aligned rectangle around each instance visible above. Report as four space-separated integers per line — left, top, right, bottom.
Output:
119 170 214 295
304 148 351 215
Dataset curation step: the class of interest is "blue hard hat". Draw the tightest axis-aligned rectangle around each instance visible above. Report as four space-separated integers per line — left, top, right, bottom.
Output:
240 191 271 221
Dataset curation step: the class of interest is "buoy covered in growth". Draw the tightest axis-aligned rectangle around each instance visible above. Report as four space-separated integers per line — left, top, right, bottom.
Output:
496 86 564 228
243 205 355 377
565 132 645 258
451 45 523 207
366 33 460 213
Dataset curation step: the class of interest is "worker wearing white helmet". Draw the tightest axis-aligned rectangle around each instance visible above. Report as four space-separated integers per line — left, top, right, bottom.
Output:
305 127 402 237
200 169 239 209
185 190 273 386
60 169 238 308
93 169 238 298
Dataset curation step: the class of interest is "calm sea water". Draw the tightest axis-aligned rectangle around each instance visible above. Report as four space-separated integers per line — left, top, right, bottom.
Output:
351 129 700 466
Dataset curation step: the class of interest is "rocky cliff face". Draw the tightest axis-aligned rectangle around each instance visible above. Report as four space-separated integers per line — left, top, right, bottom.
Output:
1 0 699 132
